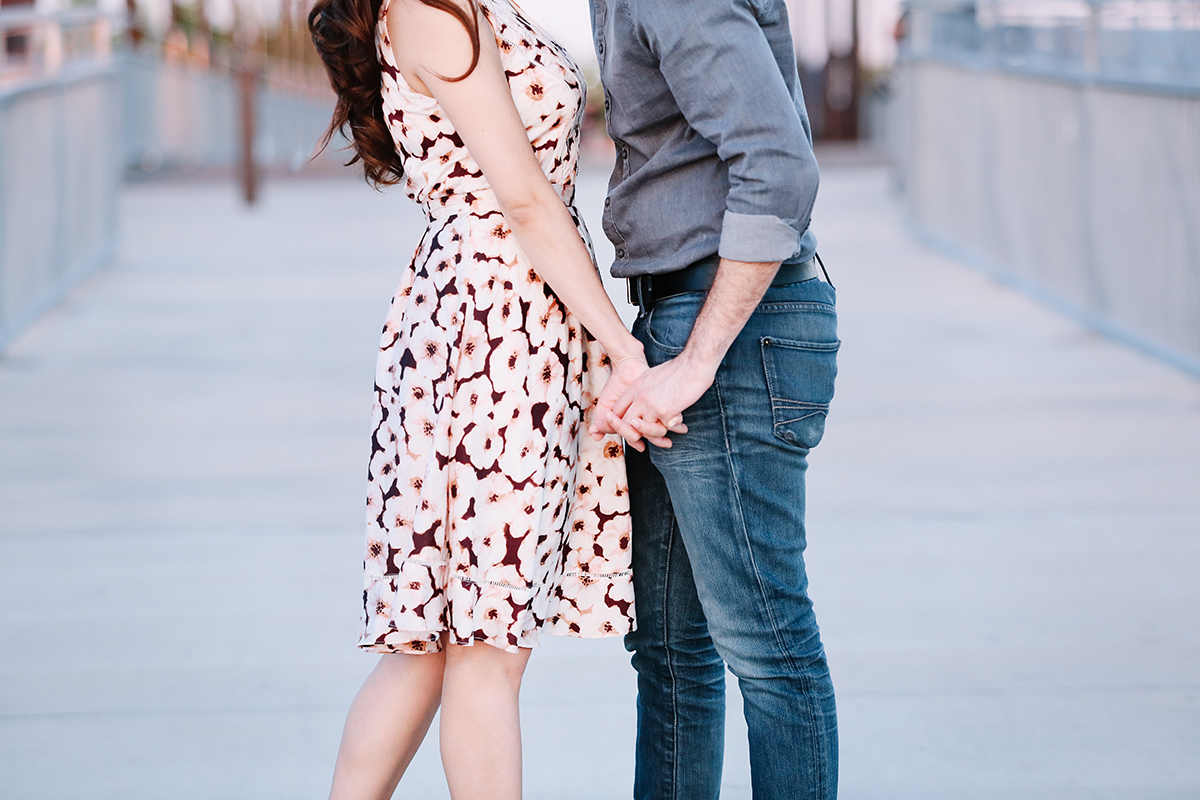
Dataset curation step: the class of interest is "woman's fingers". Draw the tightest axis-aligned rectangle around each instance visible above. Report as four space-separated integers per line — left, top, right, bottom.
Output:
605 411 647 452
589 413 617 438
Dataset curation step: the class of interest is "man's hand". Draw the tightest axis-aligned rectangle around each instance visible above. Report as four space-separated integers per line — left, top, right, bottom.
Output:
603 257 782 448
590 355 688 451
607 354 714 449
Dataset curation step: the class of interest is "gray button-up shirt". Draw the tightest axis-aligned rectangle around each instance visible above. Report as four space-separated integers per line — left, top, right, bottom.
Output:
589 0 820 277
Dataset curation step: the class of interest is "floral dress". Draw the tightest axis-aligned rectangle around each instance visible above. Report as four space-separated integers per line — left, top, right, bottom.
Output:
360 0 635 655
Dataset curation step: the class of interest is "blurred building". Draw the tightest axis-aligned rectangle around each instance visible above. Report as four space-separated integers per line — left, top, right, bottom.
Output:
783 0 904 140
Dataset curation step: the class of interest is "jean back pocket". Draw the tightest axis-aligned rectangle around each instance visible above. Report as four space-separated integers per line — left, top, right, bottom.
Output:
761 336 840 450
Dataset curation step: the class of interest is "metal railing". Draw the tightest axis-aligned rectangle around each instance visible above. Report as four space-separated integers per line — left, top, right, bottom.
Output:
117 10 340 199
1 8 124 352
1 4 346 351
1 7 118 83
891 0 1200 373
903 0 1200 91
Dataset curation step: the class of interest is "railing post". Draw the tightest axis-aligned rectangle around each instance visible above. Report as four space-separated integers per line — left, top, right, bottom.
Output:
237 47 263 205
909 0 931 57
43 17 63 76
94 14 112 65
1084 0 1101 73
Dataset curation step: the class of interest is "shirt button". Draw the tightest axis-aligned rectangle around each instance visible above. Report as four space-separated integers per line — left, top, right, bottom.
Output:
616 247 626 258
604 99 610 111
598 42 605 54
604 197 611 207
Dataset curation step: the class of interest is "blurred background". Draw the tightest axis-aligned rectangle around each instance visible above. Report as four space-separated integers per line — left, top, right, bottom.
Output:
1 0 1198 798
3 0 1200 361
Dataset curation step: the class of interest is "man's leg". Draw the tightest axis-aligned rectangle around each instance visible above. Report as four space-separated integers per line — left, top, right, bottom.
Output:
624 318 727 800
641 279 840 800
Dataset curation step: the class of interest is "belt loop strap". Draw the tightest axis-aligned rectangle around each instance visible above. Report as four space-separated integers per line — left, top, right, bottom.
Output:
815 252 835 290
640 276 654 308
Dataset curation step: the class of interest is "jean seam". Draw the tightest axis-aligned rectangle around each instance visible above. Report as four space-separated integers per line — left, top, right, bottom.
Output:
802 673 828 800
713 369 799 677
662 514 680 800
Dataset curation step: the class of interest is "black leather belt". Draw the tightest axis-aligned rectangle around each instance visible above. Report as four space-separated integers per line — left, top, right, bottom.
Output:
626 254 822 310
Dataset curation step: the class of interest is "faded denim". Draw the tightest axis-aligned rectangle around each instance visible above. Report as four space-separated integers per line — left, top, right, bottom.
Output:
624 278 840 800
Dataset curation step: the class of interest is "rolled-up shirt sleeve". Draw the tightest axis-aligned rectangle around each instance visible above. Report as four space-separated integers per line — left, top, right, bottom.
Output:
635 0 819 263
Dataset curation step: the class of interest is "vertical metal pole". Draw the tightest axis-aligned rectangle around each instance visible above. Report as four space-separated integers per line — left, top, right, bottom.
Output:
850 0 859 139
281 0 291 78
821 0 859 140
44 18 63 76
94 15 112 65
125 0 143 50
1084 0 1101 73
238 49 260 205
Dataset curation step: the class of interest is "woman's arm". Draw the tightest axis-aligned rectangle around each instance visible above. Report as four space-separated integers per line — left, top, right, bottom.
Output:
387 0 644 371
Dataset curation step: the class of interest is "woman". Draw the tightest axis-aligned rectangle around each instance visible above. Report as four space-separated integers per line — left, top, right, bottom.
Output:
308 0 681 797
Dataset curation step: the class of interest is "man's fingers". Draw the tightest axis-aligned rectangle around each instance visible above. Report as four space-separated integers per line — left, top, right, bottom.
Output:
630 418 673 448
659 413 688 434
625 416 680 448
612 383 639 418
630 417 668 439
606 411 646 452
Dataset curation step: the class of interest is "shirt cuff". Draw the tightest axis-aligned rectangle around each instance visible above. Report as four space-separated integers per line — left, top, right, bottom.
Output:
717 210 802 263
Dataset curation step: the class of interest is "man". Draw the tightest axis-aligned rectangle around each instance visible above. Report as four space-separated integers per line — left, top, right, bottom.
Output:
586 1 840 798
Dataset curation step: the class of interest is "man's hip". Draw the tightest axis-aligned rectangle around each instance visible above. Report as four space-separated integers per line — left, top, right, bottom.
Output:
630 276 839 666
634 275 839 458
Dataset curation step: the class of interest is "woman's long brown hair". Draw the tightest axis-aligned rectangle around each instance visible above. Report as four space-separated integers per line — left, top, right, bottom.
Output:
308 0 481 187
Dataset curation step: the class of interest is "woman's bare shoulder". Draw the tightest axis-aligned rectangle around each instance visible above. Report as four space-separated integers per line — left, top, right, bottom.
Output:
387 0 482 76
387 0 478 37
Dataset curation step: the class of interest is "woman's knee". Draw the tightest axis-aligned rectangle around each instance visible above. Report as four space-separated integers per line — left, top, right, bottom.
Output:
443 642 531 689
373 649 447 694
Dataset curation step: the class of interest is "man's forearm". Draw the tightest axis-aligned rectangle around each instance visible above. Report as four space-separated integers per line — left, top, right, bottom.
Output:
598 257 782 442
679 258 781 375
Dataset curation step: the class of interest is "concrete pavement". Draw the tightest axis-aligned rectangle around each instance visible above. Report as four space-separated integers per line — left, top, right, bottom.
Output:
1 163 1198 799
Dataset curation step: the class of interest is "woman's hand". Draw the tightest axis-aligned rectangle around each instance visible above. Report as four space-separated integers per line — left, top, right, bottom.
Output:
590 353 687 452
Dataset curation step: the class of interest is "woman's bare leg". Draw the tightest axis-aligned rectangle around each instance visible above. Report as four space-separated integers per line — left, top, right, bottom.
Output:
439 643 532 800
328 650 446 800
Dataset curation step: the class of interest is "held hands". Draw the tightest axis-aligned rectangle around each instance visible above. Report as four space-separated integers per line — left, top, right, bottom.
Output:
590 352 716 451
589 257 770 450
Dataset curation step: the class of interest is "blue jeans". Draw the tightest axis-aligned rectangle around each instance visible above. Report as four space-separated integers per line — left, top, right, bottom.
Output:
625 277 840 800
